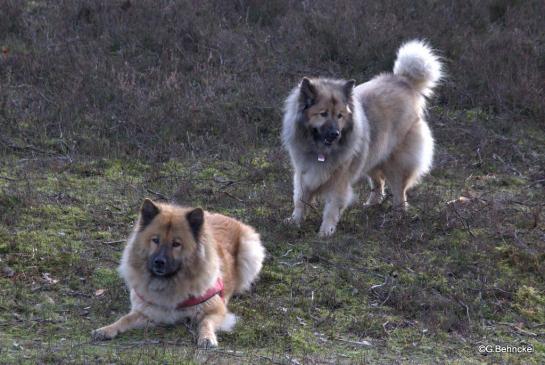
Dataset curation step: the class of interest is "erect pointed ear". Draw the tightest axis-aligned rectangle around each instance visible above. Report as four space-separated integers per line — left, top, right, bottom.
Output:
140 198 159 230
343 79 356 100
186 208 204 239
300 77 316 109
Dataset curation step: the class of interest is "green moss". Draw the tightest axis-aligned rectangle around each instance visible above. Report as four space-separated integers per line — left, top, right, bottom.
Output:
195 166 221 180
92 267 121 288
288 327 319 353
514 286 545 323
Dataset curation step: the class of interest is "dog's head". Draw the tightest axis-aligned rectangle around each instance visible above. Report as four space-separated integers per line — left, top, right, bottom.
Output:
131 199 206 279
297 77 355 151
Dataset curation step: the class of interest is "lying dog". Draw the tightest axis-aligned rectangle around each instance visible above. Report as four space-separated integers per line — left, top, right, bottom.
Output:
92 199 265 348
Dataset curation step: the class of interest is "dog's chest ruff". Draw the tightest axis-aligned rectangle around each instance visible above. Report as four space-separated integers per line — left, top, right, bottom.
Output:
135 278 224 310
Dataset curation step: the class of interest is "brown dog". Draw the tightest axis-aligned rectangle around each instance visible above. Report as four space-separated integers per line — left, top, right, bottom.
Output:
92 199 265 348
282 40 443 236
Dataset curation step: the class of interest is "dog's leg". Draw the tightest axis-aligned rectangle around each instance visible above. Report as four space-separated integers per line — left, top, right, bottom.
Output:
364 168 385 206
285 172 311 226
319 181 353 237
92 311 150 340
383 162 410 211
389 176 409 210
384 121 434 211
197 302 228 348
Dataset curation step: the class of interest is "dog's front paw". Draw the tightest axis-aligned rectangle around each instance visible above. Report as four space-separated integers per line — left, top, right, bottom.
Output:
91 326 117 341
393 201 409 214
364 192 385 206
318 224 336 238
197 334 218 349
283 215 302 227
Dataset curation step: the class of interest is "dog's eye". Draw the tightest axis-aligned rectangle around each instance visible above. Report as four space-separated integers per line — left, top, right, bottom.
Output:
172 241 181 248
320 111 328 117
337 113 343 119
152 237 160 244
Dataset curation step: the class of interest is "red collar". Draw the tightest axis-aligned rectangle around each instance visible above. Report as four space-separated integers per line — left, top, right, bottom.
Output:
136 278 224 310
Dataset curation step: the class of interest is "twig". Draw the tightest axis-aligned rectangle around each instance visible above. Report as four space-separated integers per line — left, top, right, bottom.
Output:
146 188 169 200
307 253 380 277
281 249 293 257
492 153 524 177
532 205 542 229
458 300 471 325
0 139 51 155
0 176 16 181
497 322 537 337
334 337 372 347
279 261 303 267
449 204 475 237
221 191 244 202
370 276 389 291
383 320 392 335
96 239 125 245
380 285 396 306
528 178 545 187
256 354 286 365
299 198 319 214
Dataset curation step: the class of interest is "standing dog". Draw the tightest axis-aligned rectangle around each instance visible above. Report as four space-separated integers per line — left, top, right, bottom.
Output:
92 199 265 348
282 40 443 236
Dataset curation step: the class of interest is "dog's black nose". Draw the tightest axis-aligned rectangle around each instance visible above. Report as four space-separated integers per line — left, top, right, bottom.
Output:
153 257 166 269
326 130 340 142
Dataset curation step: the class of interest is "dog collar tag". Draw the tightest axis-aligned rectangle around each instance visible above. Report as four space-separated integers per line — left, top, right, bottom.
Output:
318 153 326 162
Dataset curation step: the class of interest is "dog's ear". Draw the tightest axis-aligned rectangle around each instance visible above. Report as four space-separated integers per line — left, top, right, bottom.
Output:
300 77 316 109
343 79 356 100
140 198 160 230
186 208 204 239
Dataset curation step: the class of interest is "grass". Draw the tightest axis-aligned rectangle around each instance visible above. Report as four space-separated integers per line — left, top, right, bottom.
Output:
1 109 544 364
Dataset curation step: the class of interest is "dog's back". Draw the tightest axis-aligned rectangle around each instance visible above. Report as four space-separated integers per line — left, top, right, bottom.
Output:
207 213 265 295
356 75 421 171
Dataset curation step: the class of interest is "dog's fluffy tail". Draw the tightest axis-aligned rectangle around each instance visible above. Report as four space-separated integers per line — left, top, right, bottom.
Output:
235 225 265 294
393 40 443 97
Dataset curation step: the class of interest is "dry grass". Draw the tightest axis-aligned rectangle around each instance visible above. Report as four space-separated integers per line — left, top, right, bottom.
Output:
1 0 544 160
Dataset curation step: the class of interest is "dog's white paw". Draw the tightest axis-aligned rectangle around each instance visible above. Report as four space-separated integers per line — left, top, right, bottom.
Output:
91 326 117 341
393 201 409 213
283 215 302 227
318 224 336 237
197 335 218 349
364 192 385 206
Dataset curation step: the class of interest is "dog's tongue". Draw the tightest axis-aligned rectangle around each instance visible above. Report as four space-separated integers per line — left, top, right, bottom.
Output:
317 153 326 162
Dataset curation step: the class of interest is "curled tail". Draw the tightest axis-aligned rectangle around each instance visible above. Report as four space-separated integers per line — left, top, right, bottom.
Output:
393 40 443 97
235 225 265 293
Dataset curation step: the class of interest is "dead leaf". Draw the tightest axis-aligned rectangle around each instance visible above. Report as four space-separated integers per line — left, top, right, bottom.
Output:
42 273 59 284
447 196 471 205
95 289 106 297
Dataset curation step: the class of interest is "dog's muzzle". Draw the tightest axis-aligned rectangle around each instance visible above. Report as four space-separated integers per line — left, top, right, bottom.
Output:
151 256 167 276
324 129 340 145
148 251 180 278
312 121 341 146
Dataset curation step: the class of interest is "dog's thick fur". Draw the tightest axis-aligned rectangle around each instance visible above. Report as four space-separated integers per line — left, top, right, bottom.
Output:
282 40 443 236
92 199 265 348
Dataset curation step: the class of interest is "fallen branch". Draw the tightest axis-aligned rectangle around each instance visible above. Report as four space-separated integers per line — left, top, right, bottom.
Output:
334 337 372 347
221 190 244 202
497 322 537 337
146 188 169 200
97 239 125 245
